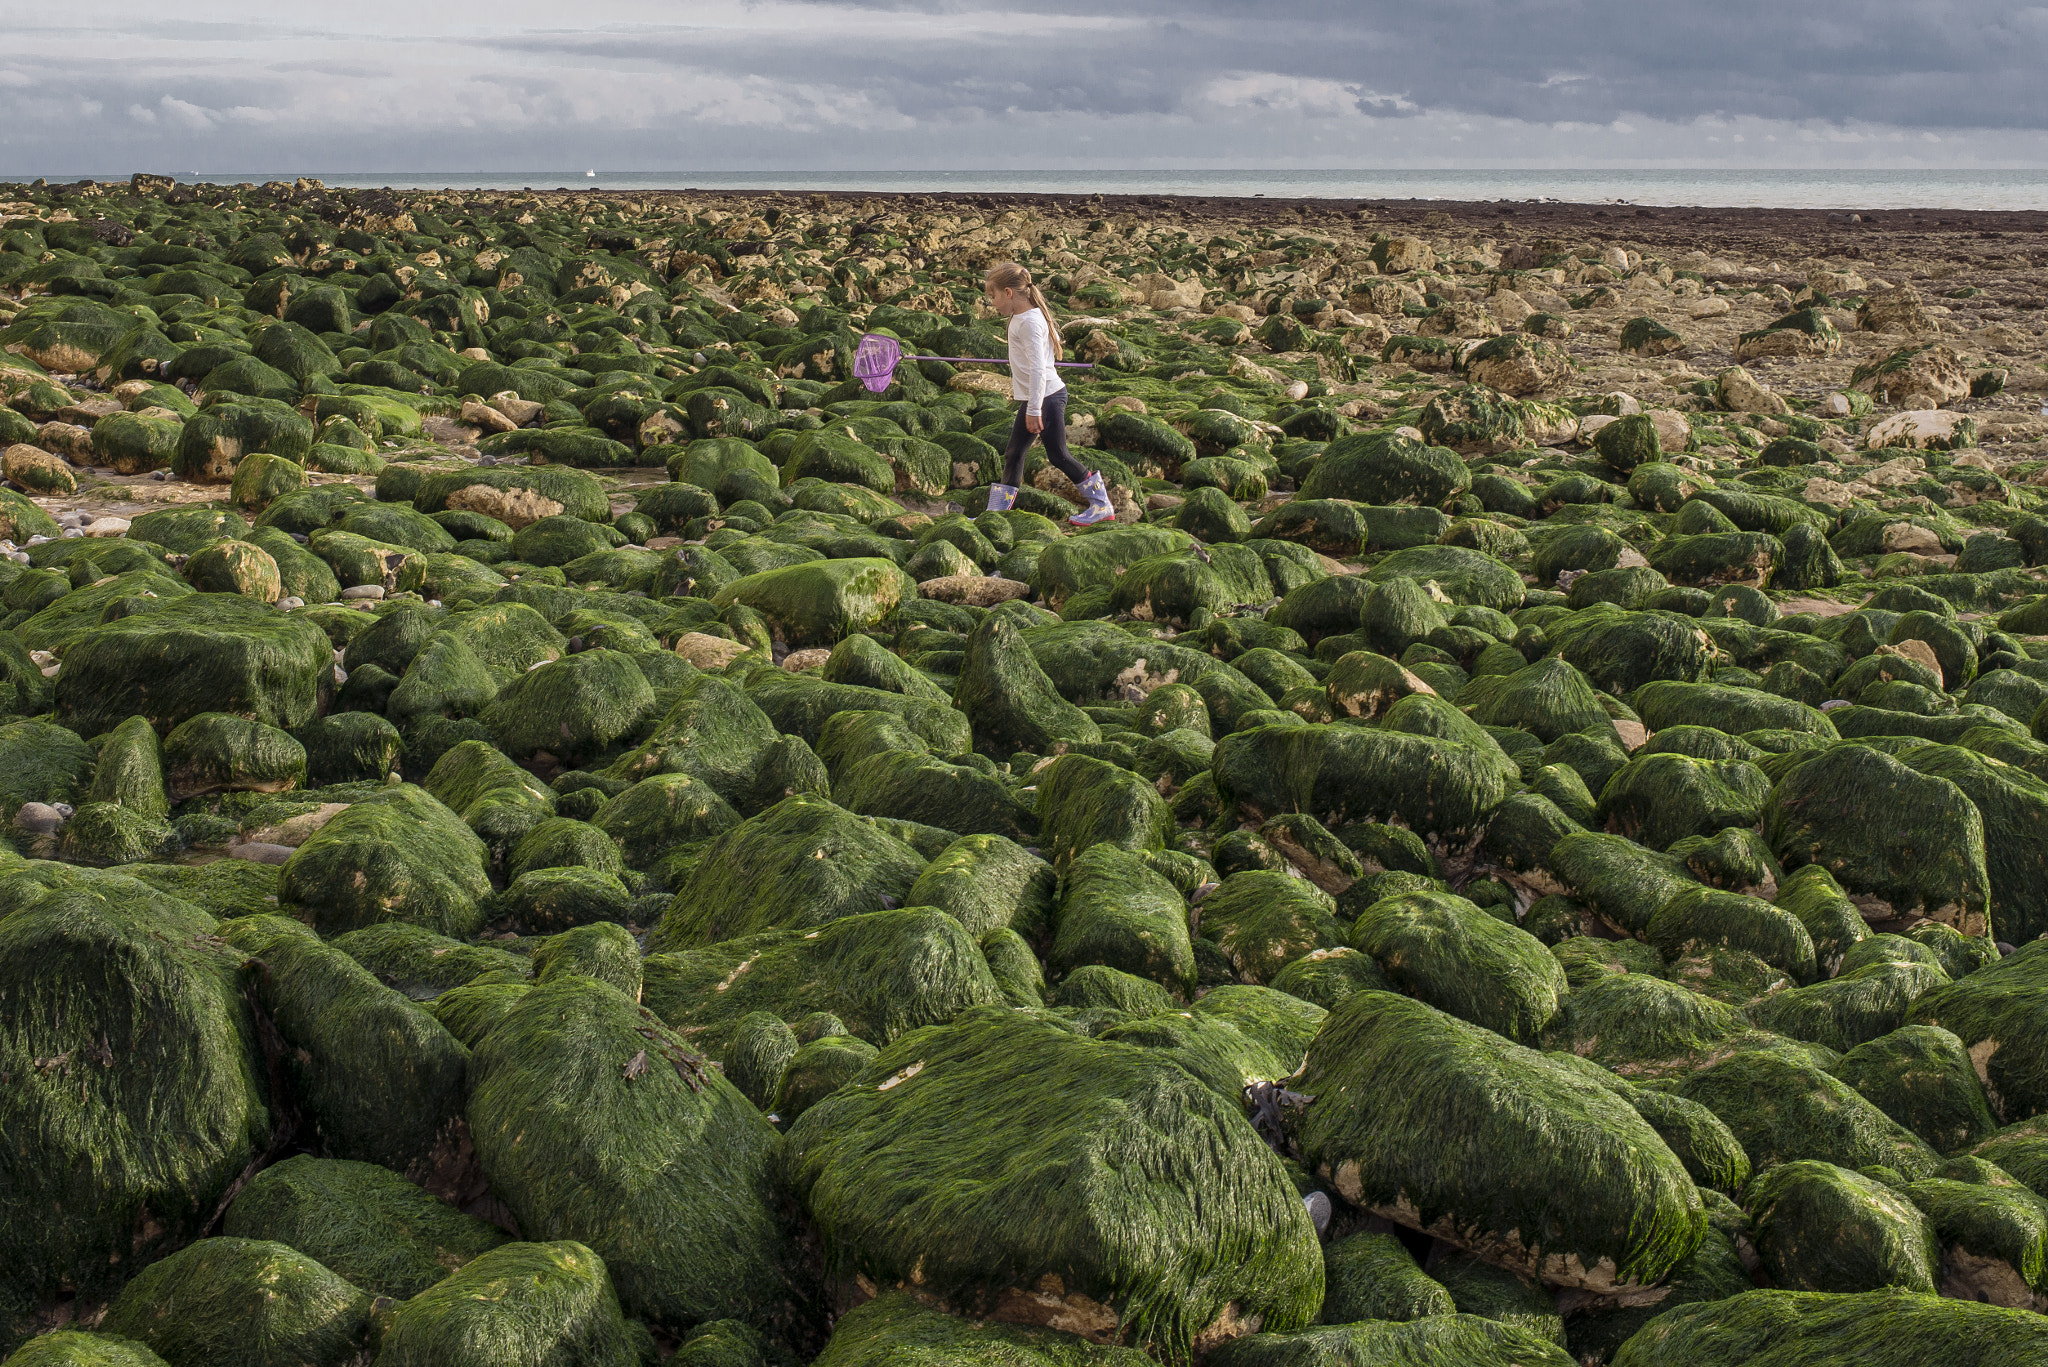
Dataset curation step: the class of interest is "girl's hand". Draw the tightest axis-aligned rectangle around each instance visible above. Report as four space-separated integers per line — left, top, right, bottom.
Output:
1025 414 1043 433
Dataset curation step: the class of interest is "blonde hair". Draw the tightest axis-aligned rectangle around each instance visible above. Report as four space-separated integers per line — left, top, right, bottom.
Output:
985 261 1063 361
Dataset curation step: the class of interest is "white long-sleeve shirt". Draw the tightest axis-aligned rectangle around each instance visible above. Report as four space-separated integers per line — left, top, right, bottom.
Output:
1007 307 1066 418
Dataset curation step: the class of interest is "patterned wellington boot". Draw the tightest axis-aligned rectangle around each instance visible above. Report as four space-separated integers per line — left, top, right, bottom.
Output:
987 483 1019 511
1069 471 1116 526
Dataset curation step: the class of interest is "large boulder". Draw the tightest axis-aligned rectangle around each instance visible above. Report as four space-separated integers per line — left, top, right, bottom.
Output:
371 1241 643 1367
233 924 471 1184
1286 992 1704 1293
224 1155 509 1300
783 1009 1322 1360
642 907 1006 1058
97 1237 372 1367
277 784 493 938
1764 743 1993 938
55 594 333 737
0 878 269 1328
649 795 927 951
1608 1288 2048 1367
1212 714 1517 840
467 977 818 1347
712 558 914 648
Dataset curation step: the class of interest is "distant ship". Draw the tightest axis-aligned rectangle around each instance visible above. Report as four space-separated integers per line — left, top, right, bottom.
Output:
586 170 597 178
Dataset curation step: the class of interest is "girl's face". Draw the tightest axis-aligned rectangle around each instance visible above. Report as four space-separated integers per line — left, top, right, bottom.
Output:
986 282 1027 315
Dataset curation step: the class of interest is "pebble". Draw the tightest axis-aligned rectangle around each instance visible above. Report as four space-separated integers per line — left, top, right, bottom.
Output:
11 802 66 835
340 585 385 600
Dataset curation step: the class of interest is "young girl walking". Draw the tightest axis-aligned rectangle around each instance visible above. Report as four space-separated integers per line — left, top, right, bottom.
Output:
983 261 1115 526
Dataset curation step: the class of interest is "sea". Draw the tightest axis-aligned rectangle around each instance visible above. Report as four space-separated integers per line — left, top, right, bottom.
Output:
143 169 2048 212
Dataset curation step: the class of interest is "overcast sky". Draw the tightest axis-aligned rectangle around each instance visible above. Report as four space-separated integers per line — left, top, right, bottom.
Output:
3 0 2045 176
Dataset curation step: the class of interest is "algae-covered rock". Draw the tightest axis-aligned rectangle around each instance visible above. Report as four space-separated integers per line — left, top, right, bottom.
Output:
0 882 268 1312
1908 940 2048 1123
329 922 524 1000
1348 891 1566 1044
224 1154 509 1300
592 772 740 869
713 558 913 648
1034 753 1171 868
98 1237 371 1367
467 977 816 1345
643 908 1004 1057
1051 845 1196 998
901 834 1056 941
1431 1251 1564 1348
953 615 1100 757
0 1331 172 1365
1607 1286 2048 1366
1763 743 1991 937
833 750 1036 841
1198 871 1345 985
278 783 492 937
56 593 332 737
238 924 470 1180
783 1008 1322 1360
1212 720 1516 840
810 1291 1153 1367
1538 971 1746 1079
484 648 657 764
1675 1049 1940 1178
372 1240 643 1367
161 712 306 800
1207 1316 1576 1367
651 795 927 951
1746 1161 1941 1294
1318 1231 1452 1324
1287 992 1703 1292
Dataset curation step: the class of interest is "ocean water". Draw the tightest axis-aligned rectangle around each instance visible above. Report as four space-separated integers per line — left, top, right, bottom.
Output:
174 168 2048 211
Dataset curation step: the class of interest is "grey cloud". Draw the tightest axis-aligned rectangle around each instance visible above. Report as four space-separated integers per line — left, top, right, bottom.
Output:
0 1 2041 176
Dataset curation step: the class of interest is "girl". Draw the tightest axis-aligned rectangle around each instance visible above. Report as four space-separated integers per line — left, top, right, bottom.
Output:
983 261 1114 525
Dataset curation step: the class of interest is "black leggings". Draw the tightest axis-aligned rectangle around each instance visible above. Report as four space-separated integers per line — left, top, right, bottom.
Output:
1000 388 1090 488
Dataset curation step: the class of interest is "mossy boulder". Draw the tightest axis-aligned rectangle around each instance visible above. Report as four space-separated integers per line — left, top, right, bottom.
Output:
1764 743 1992 937
1286 991 1703 1293
223 1154 509 1299
644 908 1004 1058
1348 891 1567 1044
1212 718 1517 840
650 795 927 951
0 881 269 1316
1606 1287 2048 1366
1051 845 1197 999
55 593 333 737
1209 1318 1574 1367
832 750 1036 841
1674 1050 1940 1178
783 1008 1322 1361
97 1237 371 1367
1198 871 1345 985
810 1291 1153 1367
712 559 914 649
278 784 492 938
466 977 816 1345
900 834 1056 941
236 923 470 1179
953 615 1100 757
483 648 657 764
372 1240 643 1367
161 712 306 800
1908 941 2048 1124
1747 1161 1941 1294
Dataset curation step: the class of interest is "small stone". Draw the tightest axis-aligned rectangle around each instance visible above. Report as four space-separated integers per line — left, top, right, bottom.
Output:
227 841 297 865
12 802 66 835
340 584 386 600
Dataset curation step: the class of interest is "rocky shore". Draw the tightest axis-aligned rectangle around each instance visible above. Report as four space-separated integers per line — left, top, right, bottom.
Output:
1 173 2047 1366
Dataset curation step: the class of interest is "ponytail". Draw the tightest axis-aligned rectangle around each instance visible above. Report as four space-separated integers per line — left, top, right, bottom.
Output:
986 260 1062 360
1029 285 1064 361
